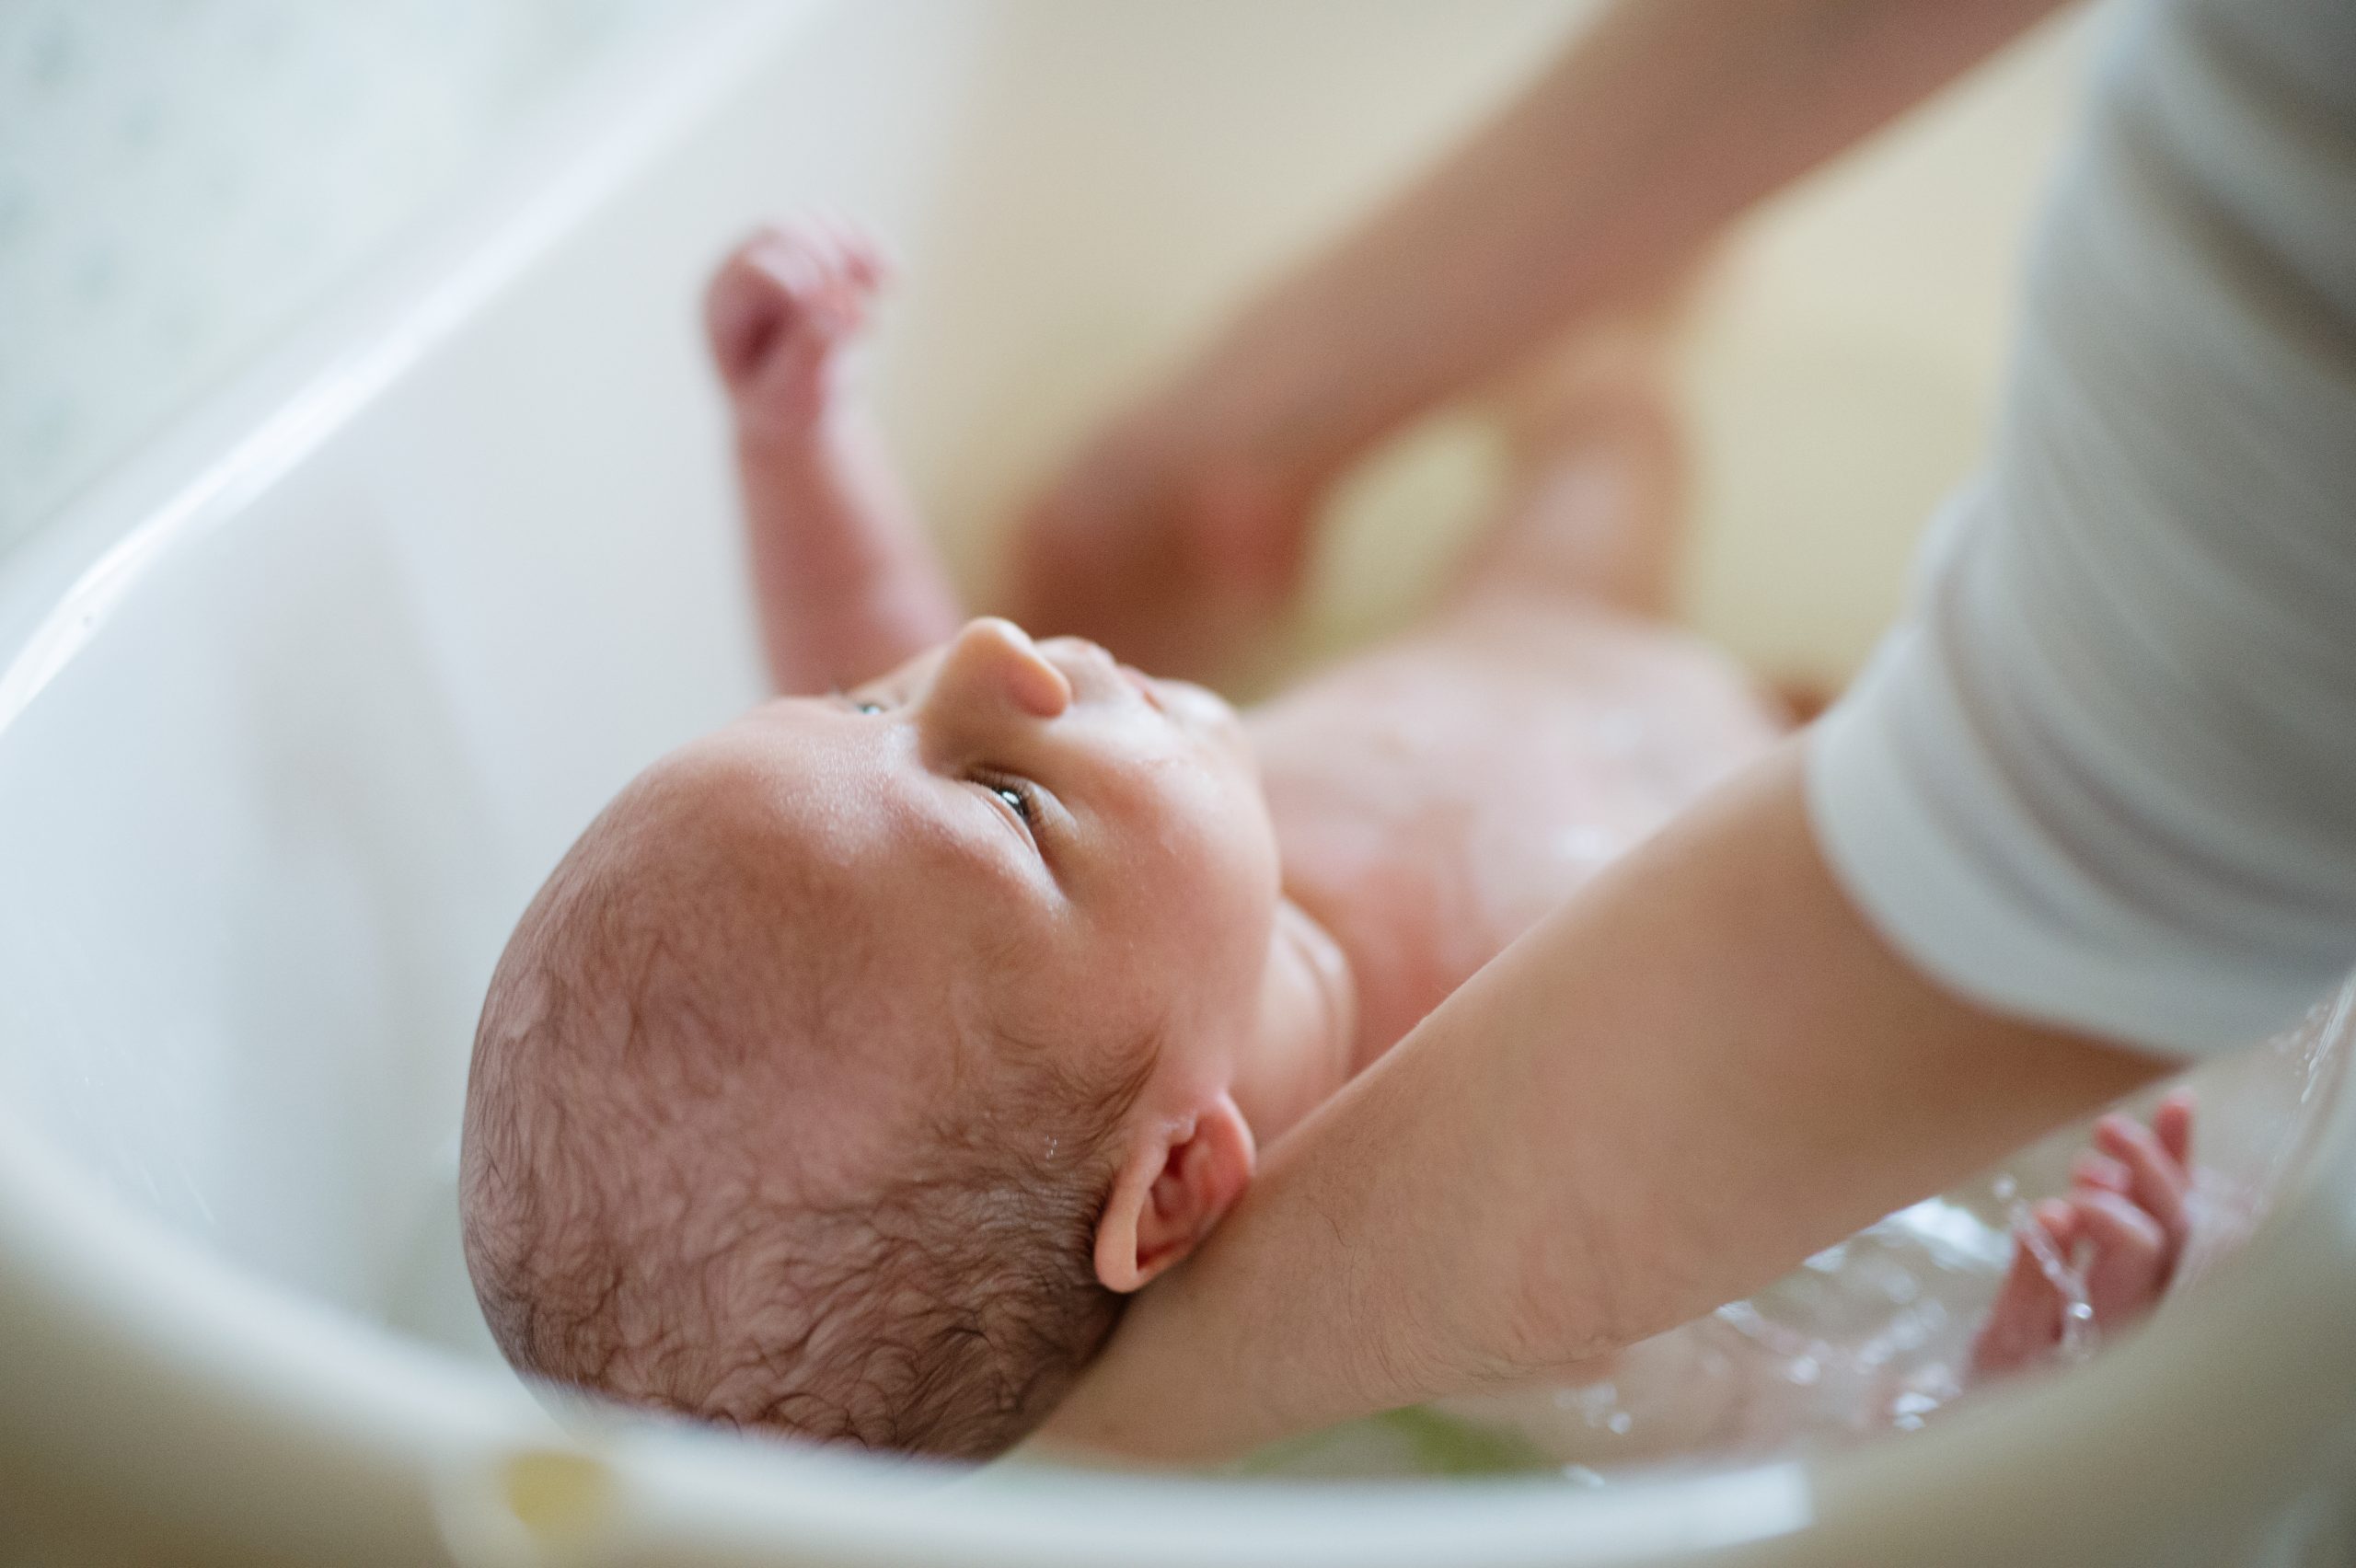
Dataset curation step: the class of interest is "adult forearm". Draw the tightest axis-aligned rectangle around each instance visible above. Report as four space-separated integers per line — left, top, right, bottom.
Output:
1045 740 2163 1463
1198 0 2069 479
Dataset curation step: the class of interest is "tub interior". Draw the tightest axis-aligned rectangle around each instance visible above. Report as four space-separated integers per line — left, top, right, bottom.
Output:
0 0 2341 1491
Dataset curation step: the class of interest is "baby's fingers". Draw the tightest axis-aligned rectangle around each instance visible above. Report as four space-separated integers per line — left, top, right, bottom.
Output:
2093 1113 2190 1253
2071 1150 2131 1195
810 209 892 290
2075 1189 2171 1329
2154 1090 2195 1167
705 243 789 386
1971 1200 2078 1378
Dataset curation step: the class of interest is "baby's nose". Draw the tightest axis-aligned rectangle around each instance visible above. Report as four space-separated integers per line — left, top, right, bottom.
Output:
930 617 1072 721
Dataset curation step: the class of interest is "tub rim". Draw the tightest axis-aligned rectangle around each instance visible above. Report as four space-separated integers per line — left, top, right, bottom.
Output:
1 1012 2349 1566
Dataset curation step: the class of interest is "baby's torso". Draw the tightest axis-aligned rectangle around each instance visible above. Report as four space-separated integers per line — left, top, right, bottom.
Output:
1247 598 1781 1069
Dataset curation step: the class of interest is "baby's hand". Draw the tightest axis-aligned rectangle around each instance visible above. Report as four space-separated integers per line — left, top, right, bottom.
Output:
1969 1090 2195 1379
703 219 886 439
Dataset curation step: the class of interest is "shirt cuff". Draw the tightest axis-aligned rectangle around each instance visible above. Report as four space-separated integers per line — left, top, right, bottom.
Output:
1805 625 2335 1057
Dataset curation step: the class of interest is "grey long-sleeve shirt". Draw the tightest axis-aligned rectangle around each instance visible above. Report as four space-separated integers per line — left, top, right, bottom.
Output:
1809 0 2356 1055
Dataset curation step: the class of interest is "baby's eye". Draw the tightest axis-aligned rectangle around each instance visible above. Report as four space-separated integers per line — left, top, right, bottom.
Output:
974 773 1041 830
970 772 1053 862
992 780 1038 824
855 699 887 716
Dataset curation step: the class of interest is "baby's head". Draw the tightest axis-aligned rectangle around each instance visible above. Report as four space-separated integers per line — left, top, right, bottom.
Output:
461 618 1348 1458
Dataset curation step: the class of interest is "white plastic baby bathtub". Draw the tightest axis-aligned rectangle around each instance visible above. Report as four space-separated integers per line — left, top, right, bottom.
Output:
3 4 2353 1564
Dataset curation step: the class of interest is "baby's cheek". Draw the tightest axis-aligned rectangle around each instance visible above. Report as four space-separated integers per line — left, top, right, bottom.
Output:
1090 751 1279 964
1170 808 1284 976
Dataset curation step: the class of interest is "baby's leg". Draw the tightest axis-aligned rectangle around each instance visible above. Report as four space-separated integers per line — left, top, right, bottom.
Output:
1442 310 1687 620
1969 1092 2196 1379
705 222 961 695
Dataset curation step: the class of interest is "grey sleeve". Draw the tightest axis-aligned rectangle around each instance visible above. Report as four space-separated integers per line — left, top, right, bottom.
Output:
1806 0 2356 1055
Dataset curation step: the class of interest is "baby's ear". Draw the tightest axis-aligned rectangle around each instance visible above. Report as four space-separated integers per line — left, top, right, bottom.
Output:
1091 1094 1255 1294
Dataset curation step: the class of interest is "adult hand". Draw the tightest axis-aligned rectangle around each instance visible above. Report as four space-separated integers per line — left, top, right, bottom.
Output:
1007 376 1329 684
1009 0 2063 681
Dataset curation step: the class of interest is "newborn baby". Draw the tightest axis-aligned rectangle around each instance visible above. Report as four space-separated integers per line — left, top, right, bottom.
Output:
460 223 2192 1460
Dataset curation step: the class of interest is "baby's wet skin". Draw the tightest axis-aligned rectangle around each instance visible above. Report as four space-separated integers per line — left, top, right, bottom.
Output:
1247 608 1783 1073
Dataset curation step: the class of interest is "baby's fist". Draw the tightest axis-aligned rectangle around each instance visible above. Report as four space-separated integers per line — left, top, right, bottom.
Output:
703 220 886 436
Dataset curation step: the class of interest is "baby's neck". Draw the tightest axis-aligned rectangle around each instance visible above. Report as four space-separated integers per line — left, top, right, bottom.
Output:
1230 897 1360 1144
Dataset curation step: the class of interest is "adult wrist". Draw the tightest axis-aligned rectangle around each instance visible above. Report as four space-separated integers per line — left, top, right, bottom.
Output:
1179 308 1401 502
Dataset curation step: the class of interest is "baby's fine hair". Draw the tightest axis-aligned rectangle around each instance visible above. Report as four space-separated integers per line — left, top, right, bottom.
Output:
459 755 1153 1458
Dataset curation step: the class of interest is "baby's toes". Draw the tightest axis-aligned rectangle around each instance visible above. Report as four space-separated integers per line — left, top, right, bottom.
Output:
2074 1189 2172 1329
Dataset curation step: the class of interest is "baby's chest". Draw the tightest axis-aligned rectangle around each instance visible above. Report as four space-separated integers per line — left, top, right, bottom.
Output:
1248 612 1779 1045
1254 656 1703 970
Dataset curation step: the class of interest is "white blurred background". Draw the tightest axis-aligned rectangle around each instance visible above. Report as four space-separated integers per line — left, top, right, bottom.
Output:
0 0 704 552
1 0 2096 692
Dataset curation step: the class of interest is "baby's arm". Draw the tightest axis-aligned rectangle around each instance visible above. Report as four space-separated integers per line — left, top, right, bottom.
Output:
1969 1091 2195 1379
704 223 961 695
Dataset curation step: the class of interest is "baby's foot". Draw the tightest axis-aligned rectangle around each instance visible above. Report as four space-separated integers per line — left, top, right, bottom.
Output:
1970 1091 2196 1379
704 220 886 441
1453 308 1690 620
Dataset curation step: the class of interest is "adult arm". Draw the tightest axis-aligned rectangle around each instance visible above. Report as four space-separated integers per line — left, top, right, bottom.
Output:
1043 743 2165 1462
1045 0 2356 1462
1806 0 2356 1050
1012 0 2073 674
